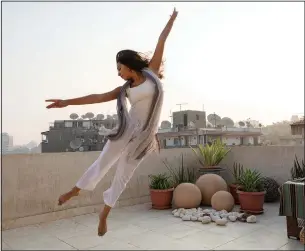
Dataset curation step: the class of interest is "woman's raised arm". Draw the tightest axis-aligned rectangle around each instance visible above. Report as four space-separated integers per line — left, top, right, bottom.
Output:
149 8 178 75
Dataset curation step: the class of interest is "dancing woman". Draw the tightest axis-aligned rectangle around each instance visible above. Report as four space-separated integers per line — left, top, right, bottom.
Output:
45 8 178 236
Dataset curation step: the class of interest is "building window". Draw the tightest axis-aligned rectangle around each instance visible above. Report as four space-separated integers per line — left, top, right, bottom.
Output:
196 114 199 120
174 138 179 145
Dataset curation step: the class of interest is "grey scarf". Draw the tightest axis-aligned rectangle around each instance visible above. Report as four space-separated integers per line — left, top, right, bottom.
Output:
107 68 163 160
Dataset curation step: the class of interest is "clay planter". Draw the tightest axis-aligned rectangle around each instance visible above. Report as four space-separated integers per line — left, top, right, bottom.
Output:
229 184 242 204
150 188 174 210
237 190 266 214
198 166 226 176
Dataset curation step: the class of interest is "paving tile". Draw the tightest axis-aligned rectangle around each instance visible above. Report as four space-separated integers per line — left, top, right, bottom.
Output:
2 202 295 250
106 223 150 241
151 222 203 239
215 227 289 250
278 239 304 250
89 240 141 250
61 229 118 250
127 230 179 249
178 229 235 249
207 221 262 238
4 234 76 250
1 241 11 250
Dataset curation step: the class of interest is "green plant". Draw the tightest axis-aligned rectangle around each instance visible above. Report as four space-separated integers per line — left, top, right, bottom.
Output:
149 173 173 190
232 162 244 185
163 154 196 187
291 155 305 180
190 138 231 167
261 177 280 202
238 168 264 192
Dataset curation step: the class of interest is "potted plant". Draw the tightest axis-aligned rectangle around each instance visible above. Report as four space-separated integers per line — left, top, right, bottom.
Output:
163 154 196 188
237 168 266 214
190 138 231 175
229 162 244 204
149 173 174 210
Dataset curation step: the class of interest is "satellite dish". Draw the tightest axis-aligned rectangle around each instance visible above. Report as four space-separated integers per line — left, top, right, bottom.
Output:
98 124 113 135
70 138 82 150
207 113 221 127
81 114 87 120
160 120 171 129
206 121 213 128
238 121 246 127
188 121 196 129
70 113 79 120
246 121 254 128
79 146 84 152
86 112 95 120
112 114 118 120
96 114 104 120
220 117 234 127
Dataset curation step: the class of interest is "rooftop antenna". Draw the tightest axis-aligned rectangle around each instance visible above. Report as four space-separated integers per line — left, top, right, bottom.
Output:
169 110 173 125
176 103 188 111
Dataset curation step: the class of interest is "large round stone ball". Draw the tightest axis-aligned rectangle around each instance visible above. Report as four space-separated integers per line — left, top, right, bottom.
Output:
173 183 202 209
211 191 235 212
195 174 228 205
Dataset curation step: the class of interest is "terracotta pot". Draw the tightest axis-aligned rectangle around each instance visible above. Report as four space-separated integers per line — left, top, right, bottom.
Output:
229 184 241 205
150 188 174 210
237 190 266 214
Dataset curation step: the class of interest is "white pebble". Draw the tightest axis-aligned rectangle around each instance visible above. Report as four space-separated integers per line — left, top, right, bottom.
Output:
191 216 198 221
220 213 229 219
202 216 212 224
246 215 257 223
174 212 180 217
228 215 237 222
215 218 228 226
198 217 204 221
172 209 178 215
202 209 211 214
211 215 221 222
182 215 191 221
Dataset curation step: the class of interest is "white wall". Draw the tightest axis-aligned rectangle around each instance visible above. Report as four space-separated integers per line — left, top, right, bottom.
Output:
222 136 241 145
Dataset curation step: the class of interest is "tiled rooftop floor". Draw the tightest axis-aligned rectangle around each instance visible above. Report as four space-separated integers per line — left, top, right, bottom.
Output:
2 202 304 250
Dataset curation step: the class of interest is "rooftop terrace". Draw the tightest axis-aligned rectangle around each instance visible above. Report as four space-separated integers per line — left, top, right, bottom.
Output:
2 202 304 250
2 146 304 250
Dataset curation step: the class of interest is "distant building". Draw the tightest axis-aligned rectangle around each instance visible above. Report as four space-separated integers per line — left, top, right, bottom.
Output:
172 110 206 129
288 118 304 145
157 127 262 148
1 133 10 153
41 118 118 153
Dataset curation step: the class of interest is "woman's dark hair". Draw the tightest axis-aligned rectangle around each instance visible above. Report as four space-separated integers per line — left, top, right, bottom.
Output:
116 49 164 79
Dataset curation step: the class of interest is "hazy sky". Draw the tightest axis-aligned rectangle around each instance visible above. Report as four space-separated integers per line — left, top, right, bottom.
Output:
2 2 304 145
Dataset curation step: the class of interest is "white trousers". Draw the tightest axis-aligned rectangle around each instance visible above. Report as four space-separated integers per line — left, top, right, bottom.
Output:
76 137 145 207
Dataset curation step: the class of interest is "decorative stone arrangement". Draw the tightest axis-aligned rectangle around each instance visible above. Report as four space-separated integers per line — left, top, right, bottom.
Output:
172 207 257 226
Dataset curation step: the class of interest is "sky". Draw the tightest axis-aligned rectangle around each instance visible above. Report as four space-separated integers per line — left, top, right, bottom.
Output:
2 2 304 145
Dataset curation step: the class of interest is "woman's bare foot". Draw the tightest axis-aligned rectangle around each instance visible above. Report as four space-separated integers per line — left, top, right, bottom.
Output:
98 218 107 236
58 189 80 205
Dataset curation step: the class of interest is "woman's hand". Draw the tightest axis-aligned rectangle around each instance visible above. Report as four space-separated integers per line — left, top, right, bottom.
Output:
45 99 69 109
159 8 178 41
149 8 178 74
170 8 178 22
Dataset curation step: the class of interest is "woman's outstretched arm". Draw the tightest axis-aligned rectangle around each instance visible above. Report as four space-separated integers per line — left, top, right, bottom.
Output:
149 8 178 74
45 86 122 109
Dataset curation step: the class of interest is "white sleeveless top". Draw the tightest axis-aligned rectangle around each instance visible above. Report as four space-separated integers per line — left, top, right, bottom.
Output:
127 78 155 106
126 78 158 125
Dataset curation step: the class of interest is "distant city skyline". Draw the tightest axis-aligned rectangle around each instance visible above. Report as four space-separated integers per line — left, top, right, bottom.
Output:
3 2 304 145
